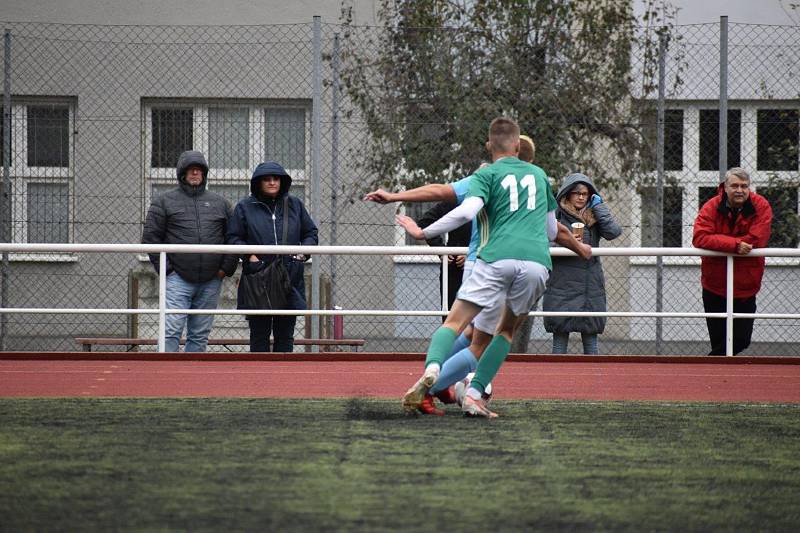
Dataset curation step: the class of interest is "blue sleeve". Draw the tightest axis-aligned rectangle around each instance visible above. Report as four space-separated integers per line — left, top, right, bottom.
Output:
450 175 473 205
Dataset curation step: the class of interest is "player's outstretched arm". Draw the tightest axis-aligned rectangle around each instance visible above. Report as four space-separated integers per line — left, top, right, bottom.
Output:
417 196 483 239
555 222 592 260
396 215 425 240
363 183 456 204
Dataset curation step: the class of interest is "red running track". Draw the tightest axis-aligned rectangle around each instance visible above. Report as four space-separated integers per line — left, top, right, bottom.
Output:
2 358 800 402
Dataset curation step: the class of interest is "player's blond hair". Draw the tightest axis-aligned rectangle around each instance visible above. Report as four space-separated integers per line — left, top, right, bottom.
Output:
488 117 520 153
519 135 535 163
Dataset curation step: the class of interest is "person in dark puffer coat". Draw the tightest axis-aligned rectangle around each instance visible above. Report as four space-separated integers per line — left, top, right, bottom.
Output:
142 150 238 352
542 173 622 354
227 161 318 352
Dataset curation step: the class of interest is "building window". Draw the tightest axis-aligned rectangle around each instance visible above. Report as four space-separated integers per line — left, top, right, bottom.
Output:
144 100 310 214
757 109 799 171
207 183 250 207
699 109 741 171
3 100 74 245
265 108 306 170
758 185 799 248
640 186 683 247
27 105 70 168
698 186 718 210
208 107 249 169
27 182 70 243
642 108 684 171
151 107 193 169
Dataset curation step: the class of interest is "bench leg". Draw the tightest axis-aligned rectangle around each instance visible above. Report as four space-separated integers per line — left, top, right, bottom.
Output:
82 344 91 352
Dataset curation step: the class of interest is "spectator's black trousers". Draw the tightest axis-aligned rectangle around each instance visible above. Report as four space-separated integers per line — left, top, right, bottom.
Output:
248 315 297 352
702 288 756 355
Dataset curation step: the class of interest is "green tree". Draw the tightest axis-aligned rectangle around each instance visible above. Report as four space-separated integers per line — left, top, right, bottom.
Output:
339 0 679 192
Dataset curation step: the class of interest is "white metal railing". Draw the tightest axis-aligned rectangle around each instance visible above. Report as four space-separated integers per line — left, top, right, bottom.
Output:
0 243 798 356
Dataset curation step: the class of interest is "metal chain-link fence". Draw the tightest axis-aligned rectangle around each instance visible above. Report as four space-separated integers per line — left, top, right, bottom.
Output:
0 18 799 355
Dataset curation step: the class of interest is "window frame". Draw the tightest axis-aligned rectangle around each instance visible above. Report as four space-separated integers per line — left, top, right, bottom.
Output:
637 185 685 248
757 184 800 249
2 98 76 259
698 108 742 171
142 99 310 221
633 101 800 266
756 108 799 172
640 106 684 172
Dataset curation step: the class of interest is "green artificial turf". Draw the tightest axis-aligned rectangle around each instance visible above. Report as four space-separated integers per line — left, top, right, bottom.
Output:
1 399 799 531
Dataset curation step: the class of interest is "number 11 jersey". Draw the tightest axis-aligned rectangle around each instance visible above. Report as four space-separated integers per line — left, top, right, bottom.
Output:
467 156 556 269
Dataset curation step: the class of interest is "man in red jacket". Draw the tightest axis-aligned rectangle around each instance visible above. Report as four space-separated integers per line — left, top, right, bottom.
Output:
692 167 772 355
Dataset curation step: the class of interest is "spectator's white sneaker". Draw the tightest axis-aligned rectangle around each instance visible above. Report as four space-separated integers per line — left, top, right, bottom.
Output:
401 366 439 413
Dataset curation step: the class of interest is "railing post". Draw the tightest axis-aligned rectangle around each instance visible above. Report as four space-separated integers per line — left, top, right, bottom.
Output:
726 255 734 356
158 251 167 352
441 254 448 313
310 15 322 349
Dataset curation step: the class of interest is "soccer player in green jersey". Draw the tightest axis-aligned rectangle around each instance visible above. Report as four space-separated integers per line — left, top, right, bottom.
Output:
398 117 592 418
368 135 590 416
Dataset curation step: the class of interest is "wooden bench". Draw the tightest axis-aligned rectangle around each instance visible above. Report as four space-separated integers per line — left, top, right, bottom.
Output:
75 337 365 353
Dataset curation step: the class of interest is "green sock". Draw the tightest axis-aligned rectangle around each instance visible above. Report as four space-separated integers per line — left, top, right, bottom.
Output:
425 327 458 368
470 335 511 394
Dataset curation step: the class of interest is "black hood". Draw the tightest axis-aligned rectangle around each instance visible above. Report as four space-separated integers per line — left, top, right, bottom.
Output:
251 160 292 198
176 150 209 188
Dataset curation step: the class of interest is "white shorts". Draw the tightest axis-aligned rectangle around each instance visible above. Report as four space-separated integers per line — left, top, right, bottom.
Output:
457 258 549 331
461 259 503 334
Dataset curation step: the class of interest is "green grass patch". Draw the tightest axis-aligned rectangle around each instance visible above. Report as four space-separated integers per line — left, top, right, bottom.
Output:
1 399 799 531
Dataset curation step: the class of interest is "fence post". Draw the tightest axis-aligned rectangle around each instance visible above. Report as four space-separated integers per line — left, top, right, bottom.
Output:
310 16 322 349
330 32 340 315
719 16 728 181
720 17 731 357
1 29 11 352
726 255 734 356
158 252 166 352
655 31 667 355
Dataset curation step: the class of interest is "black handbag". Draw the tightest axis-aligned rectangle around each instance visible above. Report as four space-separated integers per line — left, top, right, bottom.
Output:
239 197 292 310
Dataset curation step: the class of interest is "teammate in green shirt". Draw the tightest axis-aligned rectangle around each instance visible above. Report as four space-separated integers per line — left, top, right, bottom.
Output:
398 116 592 418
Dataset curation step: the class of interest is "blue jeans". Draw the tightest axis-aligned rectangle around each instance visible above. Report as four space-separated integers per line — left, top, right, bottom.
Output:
165 272 223 352
552 332 599 355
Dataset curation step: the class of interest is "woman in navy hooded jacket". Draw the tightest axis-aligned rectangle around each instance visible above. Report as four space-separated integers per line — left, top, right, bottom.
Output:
227 161 318 352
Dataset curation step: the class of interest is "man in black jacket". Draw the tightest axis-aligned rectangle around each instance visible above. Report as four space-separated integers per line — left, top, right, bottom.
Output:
142 150 238 352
